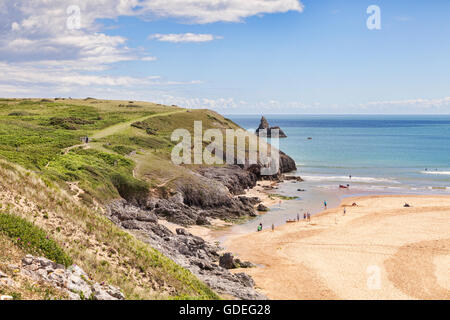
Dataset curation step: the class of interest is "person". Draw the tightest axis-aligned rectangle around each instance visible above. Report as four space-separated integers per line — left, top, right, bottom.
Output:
344 207 346 215
349 175 352 180
307 212 311 221
297 213 300 221
257 223 263 232
303 213 306 220
271 223 274 231
324 200 327 209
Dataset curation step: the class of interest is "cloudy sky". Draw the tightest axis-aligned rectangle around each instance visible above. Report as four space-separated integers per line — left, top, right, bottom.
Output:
1 0 450 114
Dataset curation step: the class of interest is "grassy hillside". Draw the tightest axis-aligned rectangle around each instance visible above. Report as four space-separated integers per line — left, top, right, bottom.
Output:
0 98 251 299
0 159 218 300
0 98 250 203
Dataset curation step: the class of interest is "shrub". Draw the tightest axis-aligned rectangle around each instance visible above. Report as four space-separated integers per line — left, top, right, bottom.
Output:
111 145 135 156
111 173 149 204
0 213 73 267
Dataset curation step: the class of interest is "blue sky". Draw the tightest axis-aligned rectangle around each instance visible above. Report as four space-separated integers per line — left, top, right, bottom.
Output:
1 0 450 114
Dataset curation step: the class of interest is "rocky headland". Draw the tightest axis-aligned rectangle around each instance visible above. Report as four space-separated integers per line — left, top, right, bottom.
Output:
255 116 288 138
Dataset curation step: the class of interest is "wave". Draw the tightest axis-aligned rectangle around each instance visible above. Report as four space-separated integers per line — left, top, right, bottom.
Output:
420 171 450 176
300 175 399 184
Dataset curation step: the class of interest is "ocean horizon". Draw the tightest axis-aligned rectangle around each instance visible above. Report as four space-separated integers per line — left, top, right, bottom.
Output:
227 114 450 195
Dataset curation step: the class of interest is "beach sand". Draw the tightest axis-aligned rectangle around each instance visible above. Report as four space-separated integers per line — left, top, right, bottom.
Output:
225 195 450 300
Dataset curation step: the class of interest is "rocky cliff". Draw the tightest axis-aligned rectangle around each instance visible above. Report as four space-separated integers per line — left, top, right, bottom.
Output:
255 116 288 138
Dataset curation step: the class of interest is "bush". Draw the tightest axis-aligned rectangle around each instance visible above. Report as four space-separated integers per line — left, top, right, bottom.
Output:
0 213 73 267
111 173 149 205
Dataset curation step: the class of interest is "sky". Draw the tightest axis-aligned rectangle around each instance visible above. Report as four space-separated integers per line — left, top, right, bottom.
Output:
1 0 450 114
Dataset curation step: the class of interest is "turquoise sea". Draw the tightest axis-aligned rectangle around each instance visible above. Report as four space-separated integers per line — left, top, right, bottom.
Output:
219 114 450 234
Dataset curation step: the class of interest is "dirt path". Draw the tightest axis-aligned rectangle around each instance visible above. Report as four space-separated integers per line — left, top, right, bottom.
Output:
91 109 186 141
225 195 450 300
57 109 187 157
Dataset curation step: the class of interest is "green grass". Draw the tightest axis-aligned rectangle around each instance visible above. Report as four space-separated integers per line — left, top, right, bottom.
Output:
268 194 299 200
0 212 72 267
45 148 144 202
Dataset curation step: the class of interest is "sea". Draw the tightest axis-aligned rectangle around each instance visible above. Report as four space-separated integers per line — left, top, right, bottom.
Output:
218 114 450 236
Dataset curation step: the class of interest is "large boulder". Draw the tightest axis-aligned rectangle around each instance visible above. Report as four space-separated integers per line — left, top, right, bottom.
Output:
219 253 235 269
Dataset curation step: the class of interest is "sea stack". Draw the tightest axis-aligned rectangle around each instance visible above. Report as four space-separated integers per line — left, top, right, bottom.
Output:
255 116 287 138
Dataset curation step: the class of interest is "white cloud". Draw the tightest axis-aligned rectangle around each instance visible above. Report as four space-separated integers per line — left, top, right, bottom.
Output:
149 33 221 43
141 56 158 61
361 97 450 111
0 0 304 101
138 0 304 23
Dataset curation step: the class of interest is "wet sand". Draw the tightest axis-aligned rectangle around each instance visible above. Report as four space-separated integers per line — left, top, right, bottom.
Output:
225 195 450 300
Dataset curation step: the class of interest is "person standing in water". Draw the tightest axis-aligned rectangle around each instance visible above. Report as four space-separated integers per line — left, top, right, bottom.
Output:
257 223 263 232
324 200 327 209
344 207 346 215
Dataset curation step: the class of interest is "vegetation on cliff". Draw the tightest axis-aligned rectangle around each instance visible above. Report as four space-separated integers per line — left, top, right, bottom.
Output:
0 98 295 299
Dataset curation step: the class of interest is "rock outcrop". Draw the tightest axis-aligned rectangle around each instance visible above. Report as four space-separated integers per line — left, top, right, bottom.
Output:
20 255 125 300
219 253 254 269
279 151 297 173
106 201 265 300
196 165 258 195
0 270 16 287
256 116 287 138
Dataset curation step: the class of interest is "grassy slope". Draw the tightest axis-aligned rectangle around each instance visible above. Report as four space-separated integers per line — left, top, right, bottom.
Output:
0 98 233 299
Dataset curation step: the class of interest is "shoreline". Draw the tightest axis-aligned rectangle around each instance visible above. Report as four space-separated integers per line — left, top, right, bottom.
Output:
159 179 287 242
224 194 450 300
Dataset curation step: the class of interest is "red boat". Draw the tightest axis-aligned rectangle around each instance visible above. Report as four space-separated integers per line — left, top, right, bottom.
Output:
339 185 349 189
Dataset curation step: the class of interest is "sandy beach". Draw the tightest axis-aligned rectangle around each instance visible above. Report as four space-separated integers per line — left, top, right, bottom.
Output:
225 195 450 300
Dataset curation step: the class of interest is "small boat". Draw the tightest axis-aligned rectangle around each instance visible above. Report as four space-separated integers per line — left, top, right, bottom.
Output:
339 184 349 189
286 219 297 223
